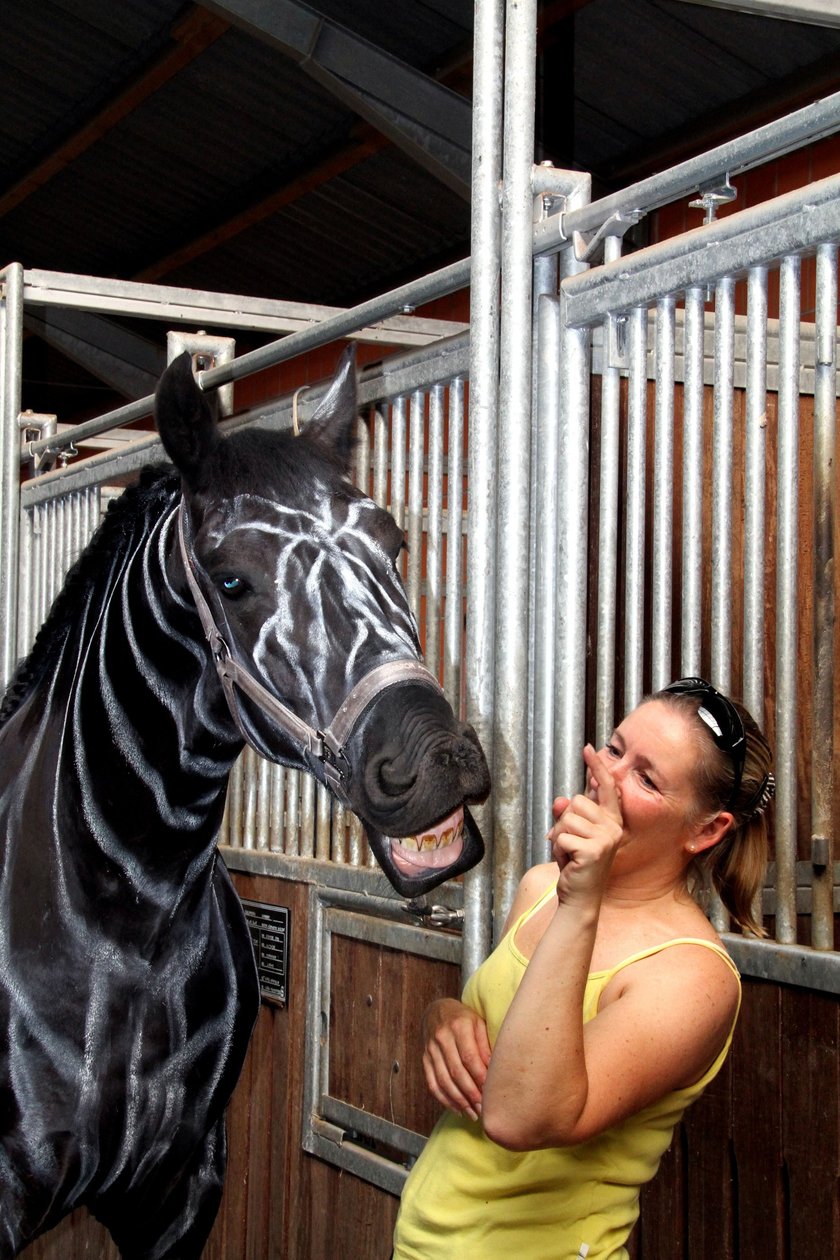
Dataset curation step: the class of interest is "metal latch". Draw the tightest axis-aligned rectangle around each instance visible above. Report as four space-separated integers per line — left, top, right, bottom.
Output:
402 900 464 929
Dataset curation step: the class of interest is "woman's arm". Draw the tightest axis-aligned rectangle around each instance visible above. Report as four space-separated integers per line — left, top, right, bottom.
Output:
481 750 739 1151
420 862 558 1120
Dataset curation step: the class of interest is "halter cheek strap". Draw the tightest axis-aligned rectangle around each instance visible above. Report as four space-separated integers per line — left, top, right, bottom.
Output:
176 501 443 804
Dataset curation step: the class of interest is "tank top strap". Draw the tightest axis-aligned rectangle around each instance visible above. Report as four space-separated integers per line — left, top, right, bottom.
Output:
510 882 557 934
599 936 741 986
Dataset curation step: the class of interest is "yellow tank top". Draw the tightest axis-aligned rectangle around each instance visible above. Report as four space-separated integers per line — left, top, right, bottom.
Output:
393 885 741 1260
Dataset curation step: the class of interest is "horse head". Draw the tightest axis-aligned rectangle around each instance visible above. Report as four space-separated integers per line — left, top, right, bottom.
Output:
155 349 490 897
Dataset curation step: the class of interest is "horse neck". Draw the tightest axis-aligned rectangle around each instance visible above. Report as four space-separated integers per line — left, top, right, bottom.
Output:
9 500 243 899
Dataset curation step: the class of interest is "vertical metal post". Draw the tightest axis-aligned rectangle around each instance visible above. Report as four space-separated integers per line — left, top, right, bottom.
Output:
774 254 801 945
550 184 592 835
624 305 648 712
681 286 705 677
595 237 625 739
531 295 561 862
711 276 735 691
0 263 23 688
527 205 559 864
426 384 444 676
651 294 676 692
491 0 538 938
390 397 407 532
443 378 465 709
743 267 768 721
407 389 425 619
530 170 590 863
810 243 836 950
464 0 504 975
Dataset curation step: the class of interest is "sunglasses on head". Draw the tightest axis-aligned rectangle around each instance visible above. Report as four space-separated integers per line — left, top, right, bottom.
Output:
662 677 746 811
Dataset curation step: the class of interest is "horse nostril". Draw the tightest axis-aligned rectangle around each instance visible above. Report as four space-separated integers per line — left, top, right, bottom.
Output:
375 755 415 798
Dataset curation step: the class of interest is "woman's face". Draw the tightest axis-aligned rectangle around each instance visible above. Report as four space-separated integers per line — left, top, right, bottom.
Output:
592 699 705 863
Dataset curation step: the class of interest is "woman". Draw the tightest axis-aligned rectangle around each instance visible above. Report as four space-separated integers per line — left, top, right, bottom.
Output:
393 678 774 1259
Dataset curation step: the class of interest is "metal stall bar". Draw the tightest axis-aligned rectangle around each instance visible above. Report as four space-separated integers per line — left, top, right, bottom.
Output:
711 276 736 692
681 287 705 677
526 201 559 860
443 378 465 709
0 264 23 688
651 295 676 692
407 390 425 618
463 0 503 968
426 385 444 678
774 254 802 946
532 296 563 862
530 169 590 863
549 178 593 837
491 0 539 939
624 307 648 713
595 238 626 741
742 267 769 724
811 243 837 951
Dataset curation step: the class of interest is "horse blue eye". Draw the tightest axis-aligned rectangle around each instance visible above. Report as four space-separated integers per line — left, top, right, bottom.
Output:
219 576 246 599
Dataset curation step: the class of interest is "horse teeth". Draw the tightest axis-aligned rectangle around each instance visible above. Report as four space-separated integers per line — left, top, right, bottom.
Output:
400 824 459 852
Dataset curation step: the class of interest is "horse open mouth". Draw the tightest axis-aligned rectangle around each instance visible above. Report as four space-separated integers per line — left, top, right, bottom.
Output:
388 806 465 878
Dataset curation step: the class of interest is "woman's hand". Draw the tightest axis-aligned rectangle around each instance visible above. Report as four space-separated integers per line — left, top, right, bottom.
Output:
421 998 491 1121
547 744 624 908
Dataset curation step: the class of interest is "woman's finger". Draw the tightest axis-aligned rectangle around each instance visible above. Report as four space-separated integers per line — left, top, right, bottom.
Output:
583 744 622 819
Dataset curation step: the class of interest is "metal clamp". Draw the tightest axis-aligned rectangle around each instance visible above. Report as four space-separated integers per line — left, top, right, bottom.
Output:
689 174 738 224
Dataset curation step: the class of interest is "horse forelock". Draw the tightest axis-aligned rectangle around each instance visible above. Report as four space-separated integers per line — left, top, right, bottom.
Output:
0 468 180 730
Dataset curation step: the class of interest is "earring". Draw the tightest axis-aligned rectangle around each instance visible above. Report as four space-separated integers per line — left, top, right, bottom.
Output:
687 842 696 853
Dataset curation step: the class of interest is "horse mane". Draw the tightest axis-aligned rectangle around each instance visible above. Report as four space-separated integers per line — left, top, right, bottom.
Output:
0 466 181 729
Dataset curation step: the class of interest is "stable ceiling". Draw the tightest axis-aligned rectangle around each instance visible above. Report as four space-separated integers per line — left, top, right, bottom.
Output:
2 0 839 419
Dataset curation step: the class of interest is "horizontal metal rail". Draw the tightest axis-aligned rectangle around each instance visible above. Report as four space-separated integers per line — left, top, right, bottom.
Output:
535 88 840 254
561 172 840 327
22 268 467 346
19 334 470 500
723 935 840 995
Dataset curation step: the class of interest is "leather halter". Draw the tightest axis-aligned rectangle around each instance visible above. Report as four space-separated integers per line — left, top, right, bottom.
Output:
177 500 443 804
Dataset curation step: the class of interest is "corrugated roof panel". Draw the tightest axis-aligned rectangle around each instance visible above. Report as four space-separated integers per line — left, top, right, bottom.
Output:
0 0 182 174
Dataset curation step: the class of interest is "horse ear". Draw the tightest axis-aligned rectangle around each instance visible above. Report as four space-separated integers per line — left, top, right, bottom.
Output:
154 352 220 492
304 345 358 473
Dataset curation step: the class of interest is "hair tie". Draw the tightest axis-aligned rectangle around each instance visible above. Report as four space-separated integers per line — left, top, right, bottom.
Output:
744 771 775 820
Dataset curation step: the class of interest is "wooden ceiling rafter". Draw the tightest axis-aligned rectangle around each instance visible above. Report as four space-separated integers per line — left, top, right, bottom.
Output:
0 5 230 222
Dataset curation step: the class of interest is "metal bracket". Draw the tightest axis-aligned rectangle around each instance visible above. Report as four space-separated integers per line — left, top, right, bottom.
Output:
688 174 738 224
811 835 831 871
571 209 642 264
166 330 236 416
605 312 630 371
19 411 59 476
402 899 464 930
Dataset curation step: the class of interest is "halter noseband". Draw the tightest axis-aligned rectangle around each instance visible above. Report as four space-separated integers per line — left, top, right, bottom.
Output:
177 500 443 804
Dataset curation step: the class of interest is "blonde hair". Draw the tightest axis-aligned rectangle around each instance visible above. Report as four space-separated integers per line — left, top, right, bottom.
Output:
649 689 773 936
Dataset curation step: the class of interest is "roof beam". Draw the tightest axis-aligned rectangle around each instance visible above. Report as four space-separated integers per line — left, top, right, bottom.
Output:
202 0 473 198
677 0 840 26
0 7 229 221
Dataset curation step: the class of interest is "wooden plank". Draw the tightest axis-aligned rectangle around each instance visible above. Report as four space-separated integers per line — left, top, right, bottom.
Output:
636 1130 685 1259
781 984 840 1256
731 979 785 1257
682 1059 736 1258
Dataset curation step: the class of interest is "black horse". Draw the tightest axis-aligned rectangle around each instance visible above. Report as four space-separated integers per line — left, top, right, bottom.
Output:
0 349 489 1259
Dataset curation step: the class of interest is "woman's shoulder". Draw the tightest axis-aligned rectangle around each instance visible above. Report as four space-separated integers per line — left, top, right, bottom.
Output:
500 864 557 936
